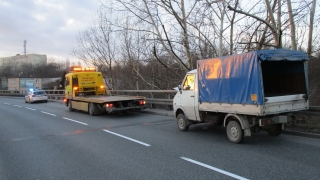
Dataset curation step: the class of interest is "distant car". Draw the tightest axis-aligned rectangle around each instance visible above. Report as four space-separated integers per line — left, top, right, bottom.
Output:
25 90 48 103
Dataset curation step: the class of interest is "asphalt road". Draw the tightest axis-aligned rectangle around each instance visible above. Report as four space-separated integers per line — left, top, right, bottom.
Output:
1 97 320 180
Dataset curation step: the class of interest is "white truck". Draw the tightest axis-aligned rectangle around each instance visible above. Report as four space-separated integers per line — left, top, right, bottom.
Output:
173 49 309 143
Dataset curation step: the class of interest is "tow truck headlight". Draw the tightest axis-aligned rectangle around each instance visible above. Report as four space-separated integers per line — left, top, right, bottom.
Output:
73 87 78 90
100 85 104 89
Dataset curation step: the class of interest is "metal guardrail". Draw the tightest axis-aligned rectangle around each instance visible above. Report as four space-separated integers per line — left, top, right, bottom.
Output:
0 90 65 100
299 106 320 116
0 89 177 109
1 89 320 114
108 90 176 109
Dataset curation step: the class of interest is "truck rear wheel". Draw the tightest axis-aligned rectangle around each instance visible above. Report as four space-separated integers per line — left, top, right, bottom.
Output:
177 114 189 131
226 120 243 143
267 124 282 136
89 103 95 116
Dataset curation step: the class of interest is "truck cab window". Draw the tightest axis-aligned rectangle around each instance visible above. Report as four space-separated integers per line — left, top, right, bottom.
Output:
72 77 79 87
183 74 194 90
65 78 70 86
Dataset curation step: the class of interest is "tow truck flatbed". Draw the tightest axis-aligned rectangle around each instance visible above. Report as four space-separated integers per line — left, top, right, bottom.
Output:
71 95 146 104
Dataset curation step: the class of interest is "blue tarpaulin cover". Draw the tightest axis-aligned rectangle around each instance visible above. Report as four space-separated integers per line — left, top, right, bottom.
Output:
198 49 309 105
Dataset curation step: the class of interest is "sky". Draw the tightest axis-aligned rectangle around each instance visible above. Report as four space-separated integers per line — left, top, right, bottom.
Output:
0 0 102 63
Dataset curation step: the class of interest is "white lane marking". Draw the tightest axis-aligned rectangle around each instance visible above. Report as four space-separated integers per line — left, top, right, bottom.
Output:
103 129 151 147
41 111 56 116
181 157 249 180
62 117 88 125
25 107 36 111
3 103 10 105
14 105 22 107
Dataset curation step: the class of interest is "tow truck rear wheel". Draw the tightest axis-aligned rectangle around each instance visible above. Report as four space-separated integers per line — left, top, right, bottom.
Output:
177 114 189 131
89 103 95 116
267 124 282 136
226 120 243 143
68 100 74 111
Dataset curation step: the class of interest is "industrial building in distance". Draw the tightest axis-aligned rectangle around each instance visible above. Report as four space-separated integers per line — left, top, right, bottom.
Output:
0 53 47 66
0 53 56 90
6 77 61 91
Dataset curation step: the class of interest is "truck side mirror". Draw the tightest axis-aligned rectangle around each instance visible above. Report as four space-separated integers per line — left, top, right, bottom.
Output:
178 85 182 94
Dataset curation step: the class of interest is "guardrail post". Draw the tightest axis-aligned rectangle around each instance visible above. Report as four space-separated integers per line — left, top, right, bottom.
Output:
167 93 173 110
150 92 155 109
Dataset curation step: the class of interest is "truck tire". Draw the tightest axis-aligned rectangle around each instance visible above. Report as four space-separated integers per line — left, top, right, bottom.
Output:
267 124 282 136
89 103 95 116
226 120 243 143
177 114 189 131
68 101 74 111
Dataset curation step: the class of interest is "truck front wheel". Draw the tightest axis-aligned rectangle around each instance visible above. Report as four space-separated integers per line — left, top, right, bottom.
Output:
68 101 74 111
177 114 189 131
226 120 243 143
89 103 95 116
267 124 282 136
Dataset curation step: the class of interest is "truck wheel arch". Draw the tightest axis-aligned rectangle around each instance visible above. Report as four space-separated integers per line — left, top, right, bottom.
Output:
224 114 251 137
175 108 186 118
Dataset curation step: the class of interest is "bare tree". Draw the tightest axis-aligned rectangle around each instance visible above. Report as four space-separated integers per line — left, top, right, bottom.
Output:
0 64 14 78
307 0 317 55
71 0 320 92
287 0 297 50
110 0 199 71
228 0 281 48
228 0 319 52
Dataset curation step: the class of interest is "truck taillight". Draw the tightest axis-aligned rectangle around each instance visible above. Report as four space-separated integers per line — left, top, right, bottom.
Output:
63 99 67 102
32 95 35 97
106 103 113 108
259 119 274 126
139 100 146 105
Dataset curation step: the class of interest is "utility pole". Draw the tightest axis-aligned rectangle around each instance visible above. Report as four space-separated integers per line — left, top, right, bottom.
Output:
23 40 27 55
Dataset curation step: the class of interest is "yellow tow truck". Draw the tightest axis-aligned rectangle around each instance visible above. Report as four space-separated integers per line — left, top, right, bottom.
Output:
63 66 147 115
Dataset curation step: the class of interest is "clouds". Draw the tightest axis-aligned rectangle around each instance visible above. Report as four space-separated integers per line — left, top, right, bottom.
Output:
0 0 101 62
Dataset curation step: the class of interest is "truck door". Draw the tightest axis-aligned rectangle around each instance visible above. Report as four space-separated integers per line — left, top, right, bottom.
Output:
180 74 197 120
72 77 79 96
65 77 72 99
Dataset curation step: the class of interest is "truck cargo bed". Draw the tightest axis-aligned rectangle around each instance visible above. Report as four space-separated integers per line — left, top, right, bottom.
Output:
199 94 308 116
